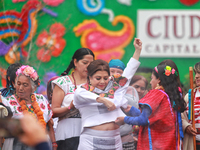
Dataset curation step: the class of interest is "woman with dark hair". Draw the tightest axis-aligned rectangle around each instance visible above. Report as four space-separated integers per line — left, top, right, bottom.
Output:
51 48 94 150
73 38 142 149
130 75 148 100
0 63 22 97
116 64 186 150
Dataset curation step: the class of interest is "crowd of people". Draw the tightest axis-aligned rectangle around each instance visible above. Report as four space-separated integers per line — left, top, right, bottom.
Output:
0 38 199 150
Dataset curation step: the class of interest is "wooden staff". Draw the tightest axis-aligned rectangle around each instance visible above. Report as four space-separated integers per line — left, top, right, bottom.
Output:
189 66 196 150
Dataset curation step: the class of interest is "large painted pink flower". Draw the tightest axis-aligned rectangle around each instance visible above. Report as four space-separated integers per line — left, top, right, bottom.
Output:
36 23 66 62
43 0 64 6
13 0 64 6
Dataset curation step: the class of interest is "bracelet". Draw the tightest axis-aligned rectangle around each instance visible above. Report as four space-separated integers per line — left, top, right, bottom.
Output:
52 142 58 147
68 106 71 110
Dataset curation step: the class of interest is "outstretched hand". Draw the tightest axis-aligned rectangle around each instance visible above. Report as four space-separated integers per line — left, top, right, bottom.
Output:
115 117 125 126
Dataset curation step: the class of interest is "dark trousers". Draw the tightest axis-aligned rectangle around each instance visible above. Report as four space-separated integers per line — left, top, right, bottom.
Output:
57 137 79 150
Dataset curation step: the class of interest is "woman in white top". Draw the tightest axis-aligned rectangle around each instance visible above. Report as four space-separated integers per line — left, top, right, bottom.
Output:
51 48 94 150
73 38 142 150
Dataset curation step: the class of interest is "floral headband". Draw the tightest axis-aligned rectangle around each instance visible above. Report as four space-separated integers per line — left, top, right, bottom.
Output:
154 65 178 76
16 65 39 82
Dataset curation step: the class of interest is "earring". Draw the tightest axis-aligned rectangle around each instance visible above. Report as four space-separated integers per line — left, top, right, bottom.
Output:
156 83 160 87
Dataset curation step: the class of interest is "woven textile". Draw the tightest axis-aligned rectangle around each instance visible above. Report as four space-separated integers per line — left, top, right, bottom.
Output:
137 89 176 150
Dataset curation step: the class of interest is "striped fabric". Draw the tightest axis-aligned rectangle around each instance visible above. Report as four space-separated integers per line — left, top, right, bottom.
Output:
186 88 200 141
137 89 176 150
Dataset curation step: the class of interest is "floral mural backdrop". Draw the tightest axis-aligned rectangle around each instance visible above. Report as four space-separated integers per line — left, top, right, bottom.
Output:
0 0 200 95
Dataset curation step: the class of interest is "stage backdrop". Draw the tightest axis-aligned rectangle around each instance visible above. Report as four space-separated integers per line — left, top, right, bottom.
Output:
0 0 199 95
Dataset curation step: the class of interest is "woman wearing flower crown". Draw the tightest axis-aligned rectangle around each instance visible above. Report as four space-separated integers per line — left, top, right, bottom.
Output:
0 65 52 150
73 38 142 150
116 64 186 150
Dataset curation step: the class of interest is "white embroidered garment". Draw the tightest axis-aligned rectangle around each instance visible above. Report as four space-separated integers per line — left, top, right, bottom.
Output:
2 94 52 123
52 75 82 140
52 75 77 107
74 58 140 130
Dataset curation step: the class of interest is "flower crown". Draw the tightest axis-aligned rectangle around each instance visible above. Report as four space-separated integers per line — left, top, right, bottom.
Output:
16 65 39 81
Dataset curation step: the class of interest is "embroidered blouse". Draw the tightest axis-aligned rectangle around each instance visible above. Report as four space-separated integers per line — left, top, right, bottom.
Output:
2 93 52 123
74 58 140 130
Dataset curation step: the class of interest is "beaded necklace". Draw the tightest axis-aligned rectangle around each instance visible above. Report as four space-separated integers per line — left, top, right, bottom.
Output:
18 94 46 129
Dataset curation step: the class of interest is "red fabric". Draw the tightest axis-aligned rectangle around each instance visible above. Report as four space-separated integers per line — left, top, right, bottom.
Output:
137 89 176 150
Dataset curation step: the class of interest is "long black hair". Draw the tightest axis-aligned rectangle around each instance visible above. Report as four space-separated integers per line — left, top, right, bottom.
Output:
61 48 94 76
3 63 22 96
153 64 186 112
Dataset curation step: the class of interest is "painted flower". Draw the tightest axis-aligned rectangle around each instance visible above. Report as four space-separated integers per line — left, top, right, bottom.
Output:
179 0 198 6
36 23 66 62
43 0 64 6
5 49 20 64
165 70 171 76
0 67 7 87
13 0 64 6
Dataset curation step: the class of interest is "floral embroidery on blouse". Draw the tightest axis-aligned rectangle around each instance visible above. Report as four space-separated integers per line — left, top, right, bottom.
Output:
81 75 128 98
3 94 52 122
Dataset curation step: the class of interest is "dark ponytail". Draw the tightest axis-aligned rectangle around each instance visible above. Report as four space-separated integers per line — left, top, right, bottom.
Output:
61 60 75 76
61 48 94 76
6 63 22 96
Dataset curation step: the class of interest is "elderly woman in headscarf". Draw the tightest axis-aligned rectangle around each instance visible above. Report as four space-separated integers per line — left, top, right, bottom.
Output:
0 65 52 150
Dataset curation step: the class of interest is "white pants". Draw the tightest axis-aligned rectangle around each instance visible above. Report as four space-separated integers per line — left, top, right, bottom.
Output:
78 128 122 150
